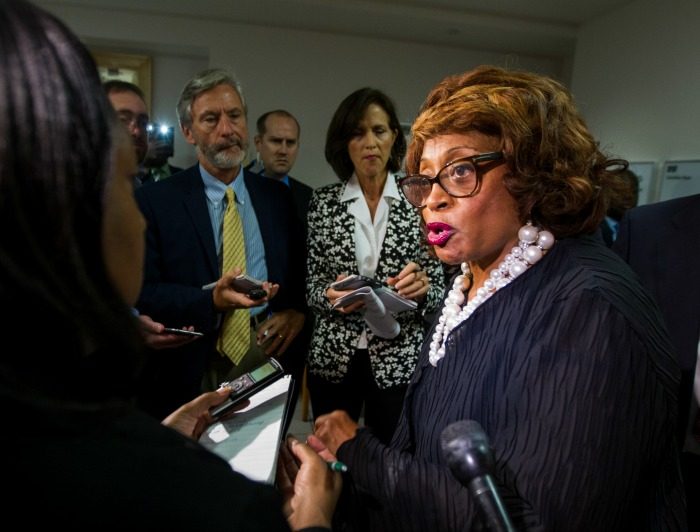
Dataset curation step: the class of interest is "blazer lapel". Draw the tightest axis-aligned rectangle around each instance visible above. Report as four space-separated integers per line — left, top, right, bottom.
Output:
182 168 219 277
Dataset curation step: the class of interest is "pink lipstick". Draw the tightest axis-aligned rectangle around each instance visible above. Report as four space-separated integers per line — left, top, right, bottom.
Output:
426 222 455 246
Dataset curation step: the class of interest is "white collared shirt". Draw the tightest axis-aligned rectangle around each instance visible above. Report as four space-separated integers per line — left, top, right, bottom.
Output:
341 172 401 347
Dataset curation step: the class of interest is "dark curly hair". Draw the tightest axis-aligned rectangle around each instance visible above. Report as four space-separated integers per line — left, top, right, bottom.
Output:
406 65 628 238
325 87 406 181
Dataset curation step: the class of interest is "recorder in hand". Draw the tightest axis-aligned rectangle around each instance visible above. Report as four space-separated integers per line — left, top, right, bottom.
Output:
209 358 285 419
232 274 267 300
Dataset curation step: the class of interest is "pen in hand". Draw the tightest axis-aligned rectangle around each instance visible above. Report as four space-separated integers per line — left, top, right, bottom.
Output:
327 461 348 473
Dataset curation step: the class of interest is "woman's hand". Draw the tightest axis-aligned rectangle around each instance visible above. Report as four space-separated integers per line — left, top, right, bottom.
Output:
313 410 359 455
276 435 342 530
388 261 430 301
326 273 366 314
138 314 200 349
161 388 248 440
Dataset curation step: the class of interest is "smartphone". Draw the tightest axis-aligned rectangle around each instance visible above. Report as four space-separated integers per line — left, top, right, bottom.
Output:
209 358 285 419
162 327 204 337
232 275 266 299
330 274 381 291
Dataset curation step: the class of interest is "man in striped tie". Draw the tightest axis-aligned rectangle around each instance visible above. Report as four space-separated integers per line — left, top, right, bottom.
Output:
133 69 307 424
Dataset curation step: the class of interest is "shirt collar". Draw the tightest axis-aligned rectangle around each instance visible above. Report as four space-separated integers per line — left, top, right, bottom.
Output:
201 164 248 205
340 172 401 203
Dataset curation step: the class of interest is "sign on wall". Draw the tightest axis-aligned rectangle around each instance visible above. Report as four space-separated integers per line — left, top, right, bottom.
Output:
658 160 700 202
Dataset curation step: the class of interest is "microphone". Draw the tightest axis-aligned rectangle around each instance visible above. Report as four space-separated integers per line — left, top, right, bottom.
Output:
440 420 516 532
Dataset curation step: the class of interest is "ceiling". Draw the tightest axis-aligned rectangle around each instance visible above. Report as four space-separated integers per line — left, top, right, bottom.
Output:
45 0 635 59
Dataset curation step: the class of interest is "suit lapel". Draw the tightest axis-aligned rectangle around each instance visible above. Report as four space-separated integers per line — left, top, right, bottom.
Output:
181 168 219 276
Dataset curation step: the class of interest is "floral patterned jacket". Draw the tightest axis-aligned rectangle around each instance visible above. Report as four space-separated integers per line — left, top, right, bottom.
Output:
306 179 445 387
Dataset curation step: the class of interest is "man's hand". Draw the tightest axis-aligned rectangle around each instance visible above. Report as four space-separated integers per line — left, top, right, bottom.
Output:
212 268 279 311
256 309 305 356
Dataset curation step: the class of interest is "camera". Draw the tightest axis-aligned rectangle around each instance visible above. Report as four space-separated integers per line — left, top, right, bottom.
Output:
146 122 174 158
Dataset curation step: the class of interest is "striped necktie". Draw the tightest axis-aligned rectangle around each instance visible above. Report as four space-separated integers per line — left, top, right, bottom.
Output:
217 188 250 365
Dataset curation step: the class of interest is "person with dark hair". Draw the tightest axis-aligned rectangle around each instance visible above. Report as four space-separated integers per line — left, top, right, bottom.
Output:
0 1 339 529
599 167 639 246
103 79 150 172
305 87 445 445
310 67 686 530
134 68 308 423
104 80 197 350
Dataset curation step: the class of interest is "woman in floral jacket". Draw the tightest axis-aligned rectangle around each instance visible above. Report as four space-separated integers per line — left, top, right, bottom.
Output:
305 87 444 444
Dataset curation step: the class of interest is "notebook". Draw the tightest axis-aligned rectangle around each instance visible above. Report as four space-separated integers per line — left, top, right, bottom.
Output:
199 375 292 484
332 285 417 312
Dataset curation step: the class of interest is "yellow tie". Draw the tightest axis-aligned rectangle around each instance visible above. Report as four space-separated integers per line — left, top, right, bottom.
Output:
217 188 250 365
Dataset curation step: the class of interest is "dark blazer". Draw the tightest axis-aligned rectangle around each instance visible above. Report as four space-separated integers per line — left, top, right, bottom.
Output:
613 193 700 444
244 162 313 238
287 176 313 233
283 175 314 373
337 236 685 530
134 164 305 419
245 164 315 372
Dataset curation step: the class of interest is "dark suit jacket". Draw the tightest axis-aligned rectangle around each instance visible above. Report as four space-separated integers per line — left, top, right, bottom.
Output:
245 164 315 376
134 165 306 419
613 193 700 444
287 176 313 237
243 162 313 237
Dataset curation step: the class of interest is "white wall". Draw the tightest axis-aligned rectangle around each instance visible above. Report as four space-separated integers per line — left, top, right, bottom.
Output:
148 53 209 171
37 2 563 188
572 0 700 203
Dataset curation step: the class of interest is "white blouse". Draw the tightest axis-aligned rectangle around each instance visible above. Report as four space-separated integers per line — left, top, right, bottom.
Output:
340 172 401 348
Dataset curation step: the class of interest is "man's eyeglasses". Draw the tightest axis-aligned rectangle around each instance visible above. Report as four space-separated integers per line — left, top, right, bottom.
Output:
117 110 149 131
398 151 505 208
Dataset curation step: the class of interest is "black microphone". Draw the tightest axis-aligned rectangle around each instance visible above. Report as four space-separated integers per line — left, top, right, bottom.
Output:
440 420 516 532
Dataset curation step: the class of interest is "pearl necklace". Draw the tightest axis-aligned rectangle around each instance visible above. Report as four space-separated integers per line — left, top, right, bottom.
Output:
428 223 555 366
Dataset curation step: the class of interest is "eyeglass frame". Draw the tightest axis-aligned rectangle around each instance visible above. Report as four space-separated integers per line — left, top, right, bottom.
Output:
399 151 506 208
116 110 149 131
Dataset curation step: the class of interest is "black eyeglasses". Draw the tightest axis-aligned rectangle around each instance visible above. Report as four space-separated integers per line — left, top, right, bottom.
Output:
399 151 505 208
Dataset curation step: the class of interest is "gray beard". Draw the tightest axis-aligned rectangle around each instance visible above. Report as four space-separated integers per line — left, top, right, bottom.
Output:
202 145 246 170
